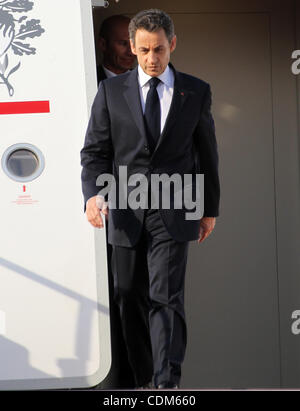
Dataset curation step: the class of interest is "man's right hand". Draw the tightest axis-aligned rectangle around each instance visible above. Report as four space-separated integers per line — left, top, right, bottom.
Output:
86 195 108 229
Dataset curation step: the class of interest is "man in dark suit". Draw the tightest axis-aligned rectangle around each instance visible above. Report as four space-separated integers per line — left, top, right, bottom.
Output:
81 9 220 389
97 15 136 84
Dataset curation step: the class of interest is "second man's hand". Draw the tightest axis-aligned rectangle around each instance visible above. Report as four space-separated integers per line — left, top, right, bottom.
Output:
86 195 108 229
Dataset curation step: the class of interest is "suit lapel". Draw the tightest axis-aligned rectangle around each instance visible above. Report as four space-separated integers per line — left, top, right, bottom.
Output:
123 67 148 145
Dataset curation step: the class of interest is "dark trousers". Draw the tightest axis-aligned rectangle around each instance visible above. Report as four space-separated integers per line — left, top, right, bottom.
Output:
111 208 189 387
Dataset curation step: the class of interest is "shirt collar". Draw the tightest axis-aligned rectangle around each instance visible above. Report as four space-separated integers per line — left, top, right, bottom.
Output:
138 64 174 88
103 66 117 79
103 66 131 79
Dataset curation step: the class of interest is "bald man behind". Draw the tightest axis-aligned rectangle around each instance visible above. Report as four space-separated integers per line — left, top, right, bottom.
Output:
97 15 136 83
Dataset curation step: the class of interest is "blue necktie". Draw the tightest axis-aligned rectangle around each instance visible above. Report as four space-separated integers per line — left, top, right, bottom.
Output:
144 77 161 153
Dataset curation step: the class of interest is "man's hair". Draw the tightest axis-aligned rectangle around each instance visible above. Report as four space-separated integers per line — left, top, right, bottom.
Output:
129 9 175 45
99 14 130 41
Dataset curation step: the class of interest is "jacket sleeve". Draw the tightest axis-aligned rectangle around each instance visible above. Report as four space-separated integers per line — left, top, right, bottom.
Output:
80 81 113 211
193 83 220 217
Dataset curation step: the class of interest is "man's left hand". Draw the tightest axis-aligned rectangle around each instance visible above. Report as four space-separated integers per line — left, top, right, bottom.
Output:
198 217 216 244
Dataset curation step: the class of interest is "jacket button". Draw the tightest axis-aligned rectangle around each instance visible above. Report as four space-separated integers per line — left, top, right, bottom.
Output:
144 145 149 151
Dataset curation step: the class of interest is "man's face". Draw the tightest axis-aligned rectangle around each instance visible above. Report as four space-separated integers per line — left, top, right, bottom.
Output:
100 21 136 74
130 28 177 77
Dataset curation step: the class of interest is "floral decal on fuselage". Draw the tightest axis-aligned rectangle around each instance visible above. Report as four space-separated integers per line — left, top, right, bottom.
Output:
0 0 44 96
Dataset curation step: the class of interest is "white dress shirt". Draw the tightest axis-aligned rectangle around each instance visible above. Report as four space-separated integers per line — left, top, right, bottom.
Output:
138 65 175 133
103 65 131 79
103 66 118 79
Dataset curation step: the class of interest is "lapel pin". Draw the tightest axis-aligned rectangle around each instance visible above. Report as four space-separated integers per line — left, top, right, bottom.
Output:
180 92 185 96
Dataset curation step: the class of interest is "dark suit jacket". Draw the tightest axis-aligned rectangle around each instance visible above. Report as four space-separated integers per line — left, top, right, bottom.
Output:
81 64 220 247
97 65 107 84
